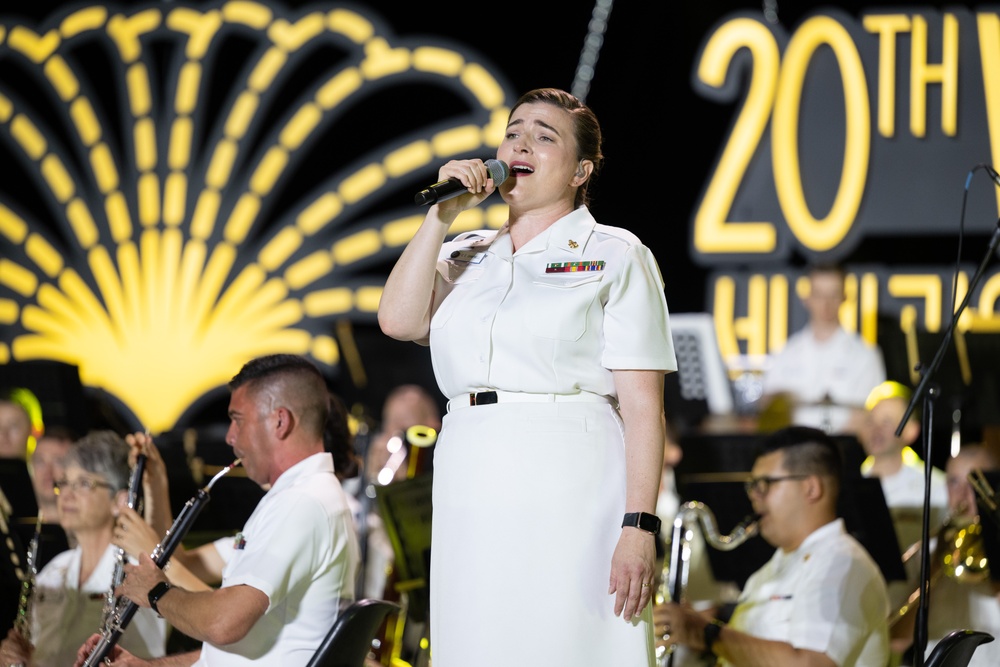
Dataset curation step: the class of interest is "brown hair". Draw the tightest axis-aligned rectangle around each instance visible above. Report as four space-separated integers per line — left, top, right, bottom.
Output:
509 88 603 207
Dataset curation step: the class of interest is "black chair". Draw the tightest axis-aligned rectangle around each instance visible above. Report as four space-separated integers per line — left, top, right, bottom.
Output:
924 629 995 667
307 598 401 667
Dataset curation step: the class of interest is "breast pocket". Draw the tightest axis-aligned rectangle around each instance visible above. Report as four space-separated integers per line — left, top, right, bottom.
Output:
526 273 603 340
430 264 485 331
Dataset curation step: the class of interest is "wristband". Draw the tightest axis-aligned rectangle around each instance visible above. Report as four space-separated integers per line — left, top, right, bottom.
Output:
148 581 173 615
703 618 725 655
621 511 661 535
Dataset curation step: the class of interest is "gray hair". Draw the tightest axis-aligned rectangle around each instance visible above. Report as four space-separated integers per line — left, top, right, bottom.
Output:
63 430 130 494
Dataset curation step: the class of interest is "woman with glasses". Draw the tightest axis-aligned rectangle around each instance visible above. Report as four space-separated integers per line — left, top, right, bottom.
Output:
0 430 167 667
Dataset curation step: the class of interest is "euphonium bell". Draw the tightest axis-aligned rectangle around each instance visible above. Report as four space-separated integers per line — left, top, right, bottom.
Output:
888 514 989 627
938 516 989 584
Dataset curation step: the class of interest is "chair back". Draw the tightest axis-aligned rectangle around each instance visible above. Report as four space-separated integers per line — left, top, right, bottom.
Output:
307 598 401 667
924 629 995 667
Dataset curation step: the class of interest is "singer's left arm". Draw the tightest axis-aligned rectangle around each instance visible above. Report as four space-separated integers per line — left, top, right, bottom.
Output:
609 369 665 622
119 554 267 646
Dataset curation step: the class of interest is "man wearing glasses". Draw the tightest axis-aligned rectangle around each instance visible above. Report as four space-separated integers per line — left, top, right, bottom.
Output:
0 430 167 667
655 426 890 666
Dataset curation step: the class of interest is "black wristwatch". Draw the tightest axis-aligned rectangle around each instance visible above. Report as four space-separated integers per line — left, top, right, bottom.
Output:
703 619 725 655
621 511 661 535
148 581 173 615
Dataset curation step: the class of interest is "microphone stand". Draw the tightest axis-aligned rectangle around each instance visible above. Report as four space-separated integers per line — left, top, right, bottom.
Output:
896 218 1000 667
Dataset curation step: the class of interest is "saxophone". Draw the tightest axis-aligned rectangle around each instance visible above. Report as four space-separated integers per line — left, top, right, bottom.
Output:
655 501 759 667
100 453 146 633
82 458 241 667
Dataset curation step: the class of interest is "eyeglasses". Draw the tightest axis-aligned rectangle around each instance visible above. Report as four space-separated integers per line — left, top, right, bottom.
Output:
744 474 809 497
53 478 113 495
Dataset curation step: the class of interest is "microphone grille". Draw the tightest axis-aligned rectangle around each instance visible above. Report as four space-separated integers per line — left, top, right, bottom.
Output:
485 159 510 185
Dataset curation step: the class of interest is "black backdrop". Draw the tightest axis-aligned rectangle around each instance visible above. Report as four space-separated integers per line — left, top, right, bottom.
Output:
3 0 976 423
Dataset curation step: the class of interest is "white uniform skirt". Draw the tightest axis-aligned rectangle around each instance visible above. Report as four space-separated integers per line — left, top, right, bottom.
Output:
429 400 655 667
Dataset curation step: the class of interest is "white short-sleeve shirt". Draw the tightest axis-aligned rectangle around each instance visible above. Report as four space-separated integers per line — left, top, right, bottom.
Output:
762 326 886 432
194 452 360 666
429 206 676 400
726 519 890 667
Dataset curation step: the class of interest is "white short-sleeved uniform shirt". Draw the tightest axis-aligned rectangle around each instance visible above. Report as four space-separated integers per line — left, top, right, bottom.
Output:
429 206 676 399
862 455 948 556
194 453 360 666
32 544 167 667
762 326 886 432
726 519 889 667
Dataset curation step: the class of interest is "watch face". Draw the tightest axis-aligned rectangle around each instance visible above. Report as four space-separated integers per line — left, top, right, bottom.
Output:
639 513 661 533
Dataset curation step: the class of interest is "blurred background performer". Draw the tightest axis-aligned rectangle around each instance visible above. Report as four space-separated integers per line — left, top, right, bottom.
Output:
379 88 677 666
759 264 886 435
0 430 167 667
890 442 1000 667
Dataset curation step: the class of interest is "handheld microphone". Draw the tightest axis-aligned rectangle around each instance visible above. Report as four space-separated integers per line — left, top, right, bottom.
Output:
414 159 510 206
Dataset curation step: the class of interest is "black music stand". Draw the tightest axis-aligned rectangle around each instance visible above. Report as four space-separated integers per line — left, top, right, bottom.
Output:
675 433 905 587
675 433 868 480
677 475 905 589
0 458 37 520
374 473 433 623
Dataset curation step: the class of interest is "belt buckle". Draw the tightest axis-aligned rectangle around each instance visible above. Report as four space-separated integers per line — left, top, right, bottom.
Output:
470 390 498 406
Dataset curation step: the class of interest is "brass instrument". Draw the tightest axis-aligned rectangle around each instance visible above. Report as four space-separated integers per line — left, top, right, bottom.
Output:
82 458 241 667
888 466 995 630
656 501 759 667
888 516 989 629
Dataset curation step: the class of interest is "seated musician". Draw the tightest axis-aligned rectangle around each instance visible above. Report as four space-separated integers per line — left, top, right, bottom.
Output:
655 426 890 667
0 430 167 667
75 354 360 666
890 441 1000 667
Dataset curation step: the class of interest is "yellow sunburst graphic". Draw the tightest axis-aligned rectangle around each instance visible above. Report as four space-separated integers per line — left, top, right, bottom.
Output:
0 1 515 432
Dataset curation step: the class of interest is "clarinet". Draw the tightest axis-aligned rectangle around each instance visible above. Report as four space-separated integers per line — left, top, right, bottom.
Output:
101 454 146 632
82 458 241 667
13 511 43 642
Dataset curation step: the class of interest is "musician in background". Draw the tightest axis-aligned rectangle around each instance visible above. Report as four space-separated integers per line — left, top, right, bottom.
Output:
858 380 948 615
655 426 889 667
0 430 167 667
29 426 77 527
77 354 360 666
28 425 78 567
759 264 886 435
362 384 441 487
354 383 441 598
891 442 1000 667
0 387 41 460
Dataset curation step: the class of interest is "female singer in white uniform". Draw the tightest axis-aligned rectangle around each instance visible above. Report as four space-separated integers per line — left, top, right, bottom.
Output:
379 88 676 667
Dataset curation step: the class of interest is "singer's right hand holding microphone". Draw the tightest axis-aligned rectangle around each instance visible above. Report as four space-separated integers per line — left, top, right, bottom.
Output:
428 159 500 217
